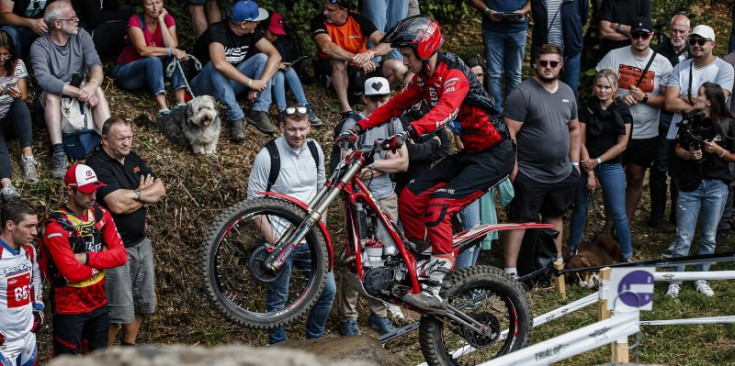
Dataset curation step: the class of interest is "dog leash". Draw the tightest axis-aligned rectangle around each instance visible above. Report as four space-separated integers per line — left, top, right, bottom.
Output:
166 55 203 99
557 251 735 275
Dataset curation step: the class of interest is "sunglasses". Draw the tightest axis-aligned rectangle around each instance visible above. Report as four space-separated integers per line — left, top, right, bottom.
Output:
689 38 709 46
538 60 560 68
631 32 651 40
285 106 307 115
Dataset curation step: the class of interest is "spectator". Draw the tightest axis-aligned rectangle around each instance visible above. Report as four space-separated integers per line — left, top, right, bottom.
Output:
188 0 219 38
464 54 487 93
0 0 50 58
407 0 419 17
336 15 513 309
73 0 133 58
568 69 633 260
247 106 335 344
0 199 43 366
311 0 406 117
502 43 580 278
337 77 406 336
113 0 188 115
86 117 166 346
719 43 735 232
30 1 110 178
0 31 36 201
530 0 588 98
666 82 735 298
41 163 127 355
469 0 529 111
191 0 281 141
595 17 672 232
261 12 321 126
362 0 407 60
649 14 690 228
598 0 651 54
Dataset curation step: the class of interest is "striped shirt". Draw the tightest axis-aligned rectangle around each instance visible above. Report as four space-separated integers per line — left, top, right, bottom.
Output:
546 0 564 50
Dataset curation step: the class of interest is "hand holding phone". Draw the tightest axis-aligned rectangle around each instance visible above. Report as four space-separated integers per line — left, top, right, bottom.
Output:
70 73 84 88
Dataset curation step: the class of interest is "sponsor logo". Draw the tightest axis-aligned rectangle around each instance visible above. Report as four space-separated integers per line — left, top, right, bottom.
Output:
46 232 62 239
562 99 570 103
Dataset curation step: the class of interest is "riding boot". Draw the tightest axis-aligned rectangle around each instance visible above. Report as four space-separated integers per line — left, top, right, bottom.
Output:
648 171 667 228
403 253 455 310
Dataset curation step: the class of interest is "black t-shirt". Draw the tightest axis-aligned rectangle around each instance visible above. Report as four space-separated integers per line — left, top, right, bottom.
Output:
579 100 632 165
193 20 264 66
599 0 651 52
677 119 735 191
86 148 154 247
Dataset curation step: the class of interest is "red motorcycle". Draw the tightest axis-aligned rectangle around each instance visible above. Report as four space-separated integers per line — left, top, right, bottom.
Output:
202 140 552 365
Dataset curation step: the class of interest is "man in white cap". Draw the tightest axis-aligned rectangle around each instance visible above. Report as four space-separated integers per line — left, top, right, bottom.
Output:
336 76 407 335
191 0 281 141
663 24 734 299
41 163 127 355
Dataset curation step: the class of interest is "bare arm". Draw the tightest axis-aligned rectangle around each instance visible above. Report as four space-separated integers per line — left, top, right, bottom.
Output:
0 0 47 34
102 177 165 215
367 31 392 57
664 85 694 114
253 37 281 83
314 33 355 62
158 11 178 48
505 116 523 182
210 42 253 86
568 118 581 165
599 20 630 41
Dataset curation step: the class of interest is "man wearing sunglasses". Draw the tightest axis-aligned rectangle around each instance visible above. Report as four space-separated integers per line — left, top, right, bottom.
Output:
596 16 673 235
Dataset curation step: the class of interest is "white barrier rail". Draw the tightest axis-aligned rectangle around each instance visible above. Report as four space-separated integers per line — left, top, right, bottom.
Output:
478 311 640 366
654 270 735 282
641 316 735 326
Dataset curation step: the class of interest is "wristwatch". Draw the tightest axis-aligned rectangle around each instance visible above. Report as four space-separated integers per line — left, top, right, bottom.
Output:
641 93 649 103
370 162 377 170
134 188 142 200
615 23 623 32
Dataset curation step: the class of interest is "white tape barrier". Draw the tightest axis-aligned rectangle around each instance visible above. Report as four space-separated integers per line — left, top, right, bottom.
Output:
478 311 640 366
415 292 601 366
654 270 735 282
640 316 735 326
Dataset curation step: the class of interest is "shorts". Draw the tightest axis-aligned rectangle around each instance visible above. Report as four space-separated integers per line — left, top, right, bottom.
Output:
623 136 658 168
314 58 383 102
0 331 36 366
507 169 579 222
105 237 156 324
53 306 109 355
187 0 217 6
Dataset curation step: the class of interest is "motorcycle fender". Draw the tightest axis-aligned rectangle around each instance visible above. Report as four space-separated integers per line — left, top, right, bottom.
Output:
453 222 556 245
257 191 334 270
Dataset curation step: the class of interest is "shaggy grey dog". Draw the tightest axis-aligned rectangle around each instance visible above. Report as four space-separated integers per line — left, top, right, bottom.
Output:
155 95 221 155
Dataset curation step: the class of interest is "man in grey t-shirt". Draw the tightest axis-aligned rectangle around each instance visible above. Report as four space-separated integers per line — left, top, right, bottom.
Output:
30 1 110 179
502 43 581 279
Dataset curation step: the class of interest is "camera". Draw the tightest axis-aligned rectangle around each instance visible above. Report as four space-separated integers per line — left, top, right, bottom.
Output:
678 110 718 152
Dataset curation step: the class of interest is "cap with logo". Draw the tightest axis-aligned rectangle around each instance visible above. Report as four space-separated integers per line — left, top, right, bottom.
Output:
690 25 716 42
630 16 653 34
231 0 268 22
268 12 286 35
364 77 391 96
64 163 106 194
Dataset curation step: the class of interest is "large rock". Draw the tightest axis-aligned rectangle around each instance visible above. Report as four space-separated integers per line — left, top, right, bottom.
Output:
274 335 406 366
47 343 383 366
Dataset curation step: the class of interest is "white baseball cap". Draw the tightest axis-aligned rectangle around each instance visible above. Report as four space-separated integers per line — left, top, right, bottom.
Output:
64 163 106 194
690 25 716 42
364 77 391 96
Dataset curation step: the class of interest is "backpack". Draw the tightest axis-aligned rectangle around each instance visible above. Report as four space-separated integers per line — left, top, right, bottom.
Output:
329 114 396 174
265 139 319 192
38 206 105 287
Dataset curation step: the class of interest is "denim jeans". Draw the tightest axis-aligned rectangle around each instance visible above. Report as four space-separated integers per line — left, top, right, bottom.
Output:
272 67 308 110
191 53 272 122
362 0 407 60
0 26 37 58
266 242 336 344
568 163 633 258
669 179 728 279
561 53 581 100
482 29 526 112
113 56 186 97
456 199 481 269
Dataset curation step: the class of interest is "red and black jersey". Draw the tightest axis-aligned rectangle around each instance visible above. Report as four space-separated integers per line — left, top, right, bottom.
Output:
359 52 509 154
41 205 127 315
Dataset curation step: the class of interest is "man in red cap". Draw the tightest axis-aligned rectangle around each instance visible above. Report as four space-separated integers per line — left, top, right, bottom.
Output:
39 163 127 355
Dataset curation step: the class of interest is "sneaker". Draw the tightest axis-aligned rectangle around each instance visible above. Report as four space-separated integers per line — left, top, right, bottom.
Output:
387 304 405 321
158 108 171 116
246 111 276 134
21 155 37 182
0 184 19 201
50 151 69 179
666 283 680 298
230 119 247 142
368 314 395 335
304 103 323 126
403 285 444 310
694 280 715 297
339 318 360 336
277 109 285 122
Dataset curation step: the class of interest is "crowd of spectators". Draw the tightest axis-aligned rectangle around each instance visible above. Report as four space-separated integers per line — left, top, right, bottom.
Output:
3 0 735 361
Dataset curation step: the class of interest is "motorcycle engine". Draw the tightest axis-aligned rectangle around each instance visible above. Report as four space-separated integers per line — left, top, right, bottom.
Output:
363 267 393 297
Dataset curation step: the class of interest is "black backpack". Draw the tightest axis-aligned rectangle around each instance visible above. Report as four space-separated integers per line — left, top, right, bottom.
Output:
265 139 319 192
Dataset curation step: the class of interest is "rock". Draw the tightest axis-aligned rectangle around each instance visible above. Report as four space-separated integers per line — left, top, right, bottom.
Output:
47 343 382 366
275 335 406 366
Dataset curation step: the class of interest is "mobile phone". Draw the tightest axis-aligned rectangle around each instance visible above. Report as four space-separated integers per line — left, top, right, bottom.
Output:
499 12 525 21
5 80 16 88
70 73 84 88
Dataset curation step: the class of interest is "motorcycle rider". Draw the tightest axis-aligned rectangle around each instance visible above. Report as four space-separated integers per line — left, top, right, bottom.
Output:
336 15 513 309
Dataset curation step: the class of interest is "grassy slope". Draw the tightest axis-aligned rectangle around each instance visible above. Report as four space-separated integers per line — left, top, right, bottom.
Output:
29 0 735 364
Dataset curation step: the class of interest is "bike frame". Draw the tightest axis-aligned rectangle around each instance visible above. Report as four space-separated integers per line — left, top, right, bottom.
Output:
259 143 554 296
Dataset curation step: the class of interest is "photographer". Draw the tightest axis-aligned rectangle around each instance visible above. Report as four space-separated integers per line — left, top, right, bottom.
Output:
666 82 735 299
